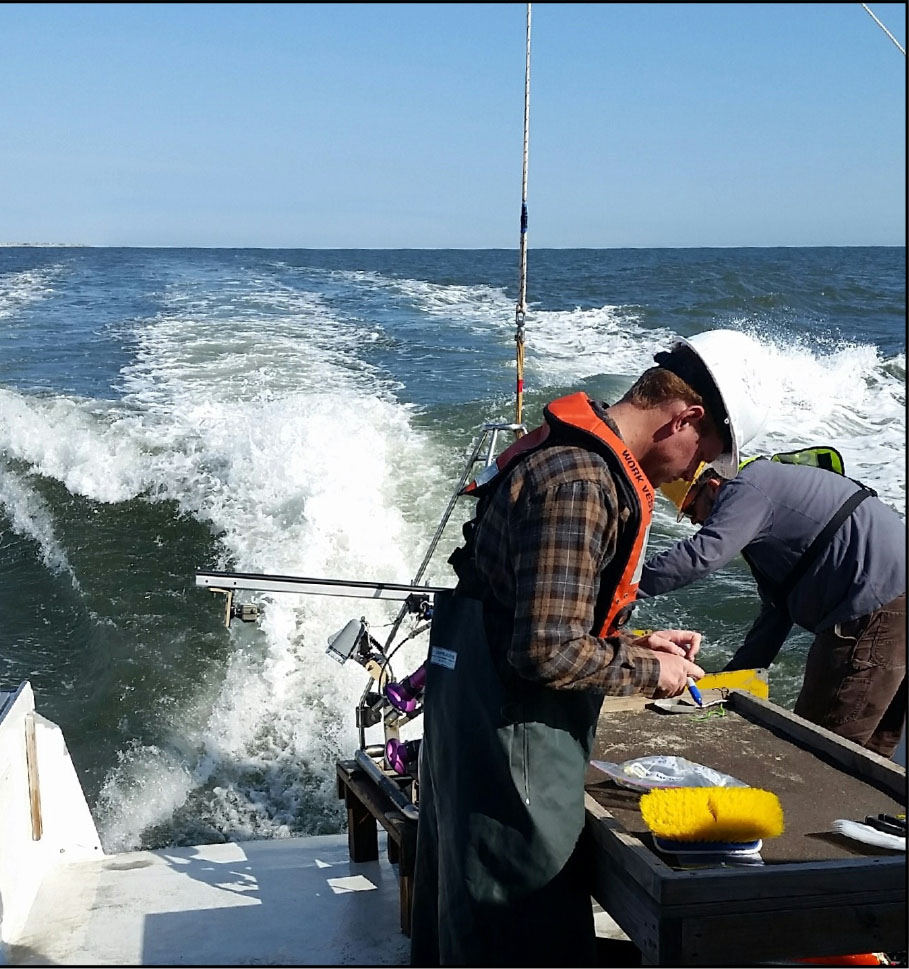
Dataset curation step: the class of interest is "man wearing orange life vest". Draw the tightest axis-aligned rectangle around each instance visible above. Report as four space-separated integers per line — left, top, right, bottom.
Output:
410 330 769 967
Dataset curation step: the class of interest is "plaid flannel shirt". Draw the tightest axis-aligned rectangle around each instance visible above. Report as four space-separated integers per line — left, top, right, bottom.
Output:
471 418 661 697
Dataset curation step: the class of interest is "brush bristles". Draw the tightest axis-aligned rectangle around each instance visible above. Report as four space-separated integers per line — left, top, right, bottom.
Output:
639 787 784 842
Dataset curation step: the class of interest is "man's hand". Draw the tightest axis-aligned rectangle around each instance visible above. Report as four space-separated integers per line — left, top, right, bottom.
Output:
632 629 702 660
652 652 705 697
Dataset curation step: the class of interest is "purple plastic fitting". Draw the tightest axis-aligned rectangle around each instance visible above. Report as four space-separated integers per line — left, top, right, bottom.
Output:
385 738 421 776
384 663 427 713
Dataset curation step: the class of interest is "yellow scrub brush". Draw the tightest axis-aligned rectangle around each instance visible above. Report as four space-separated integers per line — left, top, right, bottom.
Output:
640 786 784 857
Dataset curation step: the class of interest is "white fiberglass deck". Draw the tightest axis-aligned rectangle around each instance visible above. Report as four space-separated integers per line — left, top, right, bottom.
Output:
7 833 410 967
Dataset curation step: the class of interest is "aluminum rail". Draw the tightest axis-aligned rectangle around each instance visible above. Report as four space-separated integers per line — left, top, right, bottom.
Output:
195 569 452 601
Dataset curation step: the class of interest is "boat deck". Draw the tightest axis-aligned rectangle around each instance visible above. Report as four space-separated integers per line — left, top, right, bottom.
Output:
6 831 634 967
6 833 411 967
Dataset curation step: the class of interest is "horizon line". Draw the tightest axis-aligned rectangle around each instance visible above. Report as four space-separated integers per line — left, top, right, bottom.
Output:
2 243 905 251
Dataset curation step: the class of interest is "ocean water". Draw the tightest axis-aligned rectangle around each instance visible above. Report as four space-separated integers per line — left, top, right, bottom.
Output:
0 245 904 852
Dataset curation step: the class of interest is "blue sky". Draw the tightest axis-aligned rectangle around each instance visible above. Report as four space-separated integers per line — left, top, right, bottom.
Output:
1 3 905 248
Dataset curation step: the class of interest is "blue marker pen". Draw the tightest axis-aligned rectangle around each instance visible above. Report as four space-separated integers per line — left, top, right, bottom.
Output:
687 677 704 707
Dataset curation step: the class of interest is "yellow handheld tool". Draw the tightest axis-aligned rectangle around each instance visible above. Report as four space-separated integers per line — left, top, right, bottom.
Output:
697 668 769 699
629 631 770 700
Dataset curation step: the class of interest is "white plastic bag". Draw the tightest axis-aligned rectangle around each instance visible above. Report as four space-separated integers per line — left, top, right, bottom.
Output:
590 754 747 791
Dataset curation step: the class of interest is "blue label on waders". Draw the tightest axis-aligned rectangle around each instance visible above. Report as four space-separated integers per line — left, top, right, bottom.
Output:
430 646 457 670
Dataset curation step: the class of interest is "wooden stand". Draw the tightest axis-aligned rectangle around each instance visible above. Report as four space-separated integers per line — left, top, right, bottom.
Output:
586 690 907 966
336 758 418 936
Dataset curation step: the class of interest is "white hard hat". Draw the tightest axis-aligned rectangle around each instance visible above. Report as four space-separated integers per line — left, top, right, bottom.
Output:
655 329 769 478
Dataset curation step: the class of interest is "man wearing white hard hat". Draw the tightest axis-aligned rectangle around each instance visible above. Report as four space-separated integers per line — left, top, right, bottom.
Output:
410 328 769 967
652 329 771 478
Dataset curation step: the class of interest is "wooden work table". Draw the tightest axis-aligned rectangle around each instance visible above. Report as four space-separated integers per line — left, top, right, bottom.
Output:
585 691 907 965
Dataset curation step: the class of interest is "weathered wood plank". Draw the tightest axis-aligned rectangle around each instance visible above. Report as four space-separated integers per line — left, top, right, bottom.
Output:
585 793 675 903
598 694 651 714
676 899 907 965
24 711 42 841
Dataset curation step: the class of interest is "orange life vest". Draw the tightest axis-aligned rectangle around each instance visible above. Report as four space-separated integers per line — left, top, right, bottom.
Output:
463 392 654 636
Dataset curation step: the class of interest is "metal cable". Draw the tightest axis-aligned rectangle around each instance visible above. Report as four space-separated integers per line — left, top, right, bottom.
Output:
514 3 531 433
861 3 906 55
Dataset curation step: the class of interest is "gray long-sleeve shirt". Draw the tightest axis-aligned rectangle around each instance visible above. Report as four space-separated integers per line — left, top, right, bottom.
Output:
637 459 906 669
